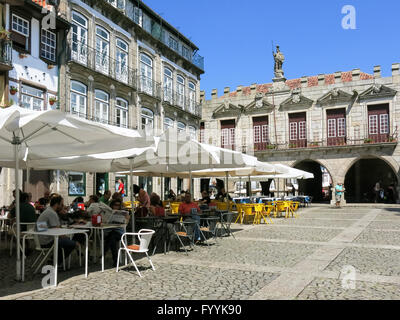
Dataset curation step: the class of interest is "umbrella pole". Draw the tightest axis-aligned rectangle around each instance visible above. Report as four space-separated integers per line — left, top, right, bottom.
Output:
129 157 135 243
189 169 193 197
225 171 229 205
26 167 30 192
248 175 251 201
161 173 164 201
13 137 21 281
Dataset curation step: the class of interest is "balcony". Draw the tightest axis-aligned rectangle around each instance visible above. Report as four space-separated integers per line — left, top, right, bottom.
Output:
137 74 162 100
162 87 201 117
69 110 136 130
252 133 398 154
67 40 137 89
0 39 13 71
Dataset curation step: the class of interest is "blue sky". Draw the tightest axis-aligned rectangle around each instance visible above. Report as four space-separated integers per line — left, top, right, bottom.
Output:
144 0 400 99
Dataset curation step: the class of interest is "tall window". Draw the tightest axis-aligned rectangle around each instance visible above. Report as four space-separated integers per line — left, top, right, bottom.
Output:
182 46 191 61
68 172 86 196
115 98 128 128
95 26 110 75
188 81 196 114
71 11 88 65
40 29 56 62
11 13 29 52
94 90 109 124
221 119 235 150
177 121 186 133
326 108 346 146
368 104 390 142
169 36 178 51
188 126 196 140
115 38 128 83
163 67 173 104
108 0 125 10
164 117 174 131
200 122 205 143
288 112 307 148
176 75 185 108
20 85 44 111
140 53 153 95
70 81 87 117
141 108 154 131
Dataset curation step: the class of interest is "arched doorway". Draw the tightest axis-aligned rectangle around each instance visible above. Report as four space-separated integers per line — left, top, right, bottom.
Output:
344 157 398 203
294 160 332 202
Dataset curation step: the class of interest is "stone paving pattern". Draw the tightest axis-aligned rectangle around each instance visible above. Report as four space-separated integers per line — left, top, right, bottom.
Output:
1 204 400 300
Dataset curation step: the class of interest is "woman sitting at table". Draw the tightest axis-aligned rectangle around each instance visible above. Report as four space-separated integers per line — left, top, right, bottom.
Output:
135 188 150 217
167 189 176 201
149 193 165 217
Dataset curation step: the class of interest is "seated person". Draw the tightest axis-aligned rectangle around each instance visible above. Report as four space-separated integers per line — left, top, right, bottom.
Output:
215 187 232 202
167 189 176 201
8 192 37 231
86 195 113 222
178 192 202 243
149 193 165 217
111 192 123 203
135 188 150 217
99 190 112 206
36 195 80 263
176 190 187 202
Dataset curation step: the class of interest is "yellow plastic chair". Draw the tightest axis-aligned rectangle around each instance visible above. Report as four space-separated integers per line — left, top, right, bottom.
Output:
234 204 244 224
123 201 133 209
216 202 228 211
275 201 287 218
288 201 299 218
170 203 180 215
282 201 294 219
254 204 272 224
242 204 256 224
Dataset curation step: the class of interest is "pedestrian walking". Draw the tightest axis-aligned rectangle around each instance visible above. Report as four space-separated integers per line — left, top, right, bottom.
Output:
335 183 345 208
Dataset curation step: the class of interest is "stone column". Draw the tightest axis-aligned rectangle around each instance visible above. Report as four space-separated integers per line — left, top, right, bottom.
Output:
87 75 94 119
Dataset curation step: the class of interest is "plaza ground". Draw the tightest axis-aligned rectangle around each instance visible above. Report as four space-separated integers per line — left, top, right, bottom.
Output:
1 204 400 300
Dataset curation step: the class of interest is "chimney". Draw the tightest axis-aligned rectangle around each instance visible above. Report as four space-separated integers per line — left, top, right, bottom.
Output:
392 63 400 76
301 76 308 88
224 87 230 97
200 91 205 103
352 69 360 81
334 71 342 84
373 66 381 78
236 85 243 95
211 89 218 100
318 74 325 86
250 83 257 95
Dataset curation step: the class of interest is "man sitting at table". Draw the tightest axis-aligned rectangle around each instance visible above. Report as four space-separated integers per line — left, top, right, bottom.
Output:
178 192 202 244
99 190 112 206
216 187 232 202
86 195 113 222
36 195 80 264
8 192 37 231
199 190 211 209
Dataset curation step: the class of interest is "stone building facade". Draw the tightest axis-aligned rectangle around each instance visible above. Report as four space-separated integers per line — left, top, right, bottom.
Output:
0 0 204 206
200 64 400 204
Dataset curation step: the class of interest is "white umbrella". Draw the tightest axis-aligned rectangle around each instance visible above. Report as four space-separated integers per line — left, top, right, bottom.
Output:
0 106 151 280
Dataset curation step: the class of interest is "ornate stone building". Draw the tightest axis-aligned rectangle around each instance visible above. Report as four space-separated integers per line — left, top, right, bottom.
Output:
200 55 400 204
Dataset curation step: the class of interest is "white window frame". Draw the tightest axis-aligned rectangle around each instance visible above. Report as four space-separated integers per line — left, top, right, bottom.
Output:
188 126 196 140
164 117 174 131
369 115 378 135
253 125 261 143
94 89 109 124
177 121 186 133
95 25 110 75
141 108 154 130
70 80 87 117
289 122 297 140
299 121 306 140
41 28 56 62
177 75 185 108
327 119 336 138
115 97 128 128
169 36 178 51
116 38 128 83
20 84 44 111
189 81 196 113
262 124 269 143
71 11 88 65
140 53 153 95
380 114 389 134
163 67 173 103
337 118 346 137
12 14 29 37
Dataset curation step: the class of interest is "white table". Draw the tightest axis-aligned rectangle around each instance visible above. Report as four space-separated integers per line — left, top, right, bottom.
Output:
21 228 89 286
71 223 126 272
0 215 10 247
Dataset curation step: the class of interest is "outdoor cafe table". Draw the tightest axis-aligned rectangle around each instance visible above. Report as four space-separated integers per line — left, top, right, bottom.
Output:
21 228 89 286
70 223 127 272
0 215 10 247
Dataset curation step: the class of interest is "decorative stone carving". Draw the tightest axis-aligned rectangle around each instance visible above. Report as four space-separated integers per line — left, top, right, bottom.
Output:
280 89 313 110
317 88 354 106
358 84 397 101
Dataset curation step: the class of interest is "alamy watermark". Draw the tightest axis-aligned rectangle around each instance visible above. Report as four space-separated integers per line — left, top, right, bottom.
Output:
41 265 55 288
340 265 357 289
41 6 56 31
342 5 356 30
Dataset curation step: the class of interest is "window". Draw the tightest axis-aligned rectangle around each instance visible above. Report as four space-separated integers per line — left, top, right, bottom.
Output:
41 29 56 62
94 90 109 124
177 75 185 108
95 26 110 75
115 174 128 196
182 46 191 61
116 38 128 83
163 67 173 104
68 172 86 196
327 119 336 138
164 117 174 131
338 118 346 137
189 81 196 113
70 81 87 117
141 108 154 131
71 11 88 65
133 6 143 26
20 85 44 111
169 36 178 51
221 119 235 150
299 121 306 140
108 0 125 10
116 98 128 128
200 122 205 143
177 121 186 133
369 115 378 135
380 114 389 134
140 53 153 95
11 13 29 52
12 14 29 36
254 125 261 143
188 126 196 140
289 122 297 140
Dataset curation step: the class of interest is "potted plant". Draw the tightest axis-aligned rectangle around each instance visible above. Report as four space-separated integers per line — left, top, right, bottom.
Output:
47 64 55 70
18 52 28 59
9 86 18 95
267 144 276 150
364 138 373 144
49 97 57 106
1 99 14 108
289 143 297 149
0 27 10 40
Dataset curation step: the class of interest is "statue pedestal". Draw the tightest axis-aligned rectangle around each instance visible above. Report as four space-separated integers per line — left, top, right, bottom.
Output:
272 76 288 92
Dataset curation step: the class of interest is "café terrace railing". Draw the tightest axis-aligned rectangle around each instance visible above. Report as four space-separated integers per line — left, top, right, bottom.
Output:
249 132 399 153
162 87 201 117
67 39 137 90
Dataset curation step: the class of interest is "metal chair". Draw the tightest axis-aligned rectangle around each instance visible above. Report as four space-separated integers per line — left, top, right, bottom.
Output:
220 212 236 239
116 229 156 277
171 220 196 255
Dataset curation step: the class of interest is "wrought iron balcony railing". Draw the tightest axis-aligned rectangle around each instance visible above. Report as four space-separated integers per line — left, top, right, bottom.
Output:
0 39 12 68
137 74 162 100
67 40 137 89
69 110 135 130
162 87 201 116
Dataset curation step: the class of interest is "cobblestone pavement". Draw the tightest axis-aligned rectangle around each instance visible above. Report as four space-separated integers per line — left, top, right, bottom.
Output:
1 204 400 300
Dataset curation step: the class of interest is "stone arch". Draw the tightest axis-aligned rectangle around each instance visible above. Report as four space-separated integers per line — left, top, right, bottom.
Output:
343 155 399 203
290 158 334 202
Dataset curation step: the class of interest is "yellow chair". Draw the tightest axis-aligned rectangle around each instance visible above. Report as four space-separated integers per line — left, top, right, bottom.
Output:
123 201 133 209
254 204 272 225
170 203 180 215
275 201 288 218
242 204 256 224
234 204 244 224
216 202 228 211
287 201 299 218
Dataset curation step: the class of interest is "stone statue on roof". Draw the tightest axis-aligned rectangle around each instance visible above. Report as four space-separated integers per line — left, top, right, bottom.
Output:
273 45 285 79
